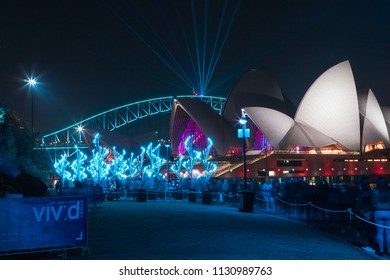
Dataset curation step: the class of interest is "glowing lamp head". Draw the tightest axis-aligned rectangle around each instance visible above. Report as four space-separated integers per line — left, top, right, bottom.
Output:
27 78 37 87
239 117 248 125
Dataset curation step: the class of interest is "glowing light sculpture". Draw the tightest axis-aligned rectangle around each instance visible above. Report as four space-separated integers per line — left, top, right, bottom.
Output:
171 154 185 188
146 143 165 178
54 153 72 184
199 137 218 188
87 133 110 185
137 145 148 188
70 147 88 182
126 152 138 178
52 133 219 193
111 147 128 179
182 135 202 190
138 142 166 189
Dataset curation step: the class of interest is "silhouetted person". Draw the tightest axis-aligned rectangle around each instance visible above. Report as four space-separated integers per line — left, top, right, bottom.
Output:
261 179 276 213
354 177 376 251
55 179 62 195
372 177 390 256
74 179 83 188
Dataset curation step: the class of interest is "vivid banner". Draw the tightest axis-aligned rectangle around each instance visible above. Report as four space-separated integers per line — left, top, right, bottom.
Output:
0 196 87 253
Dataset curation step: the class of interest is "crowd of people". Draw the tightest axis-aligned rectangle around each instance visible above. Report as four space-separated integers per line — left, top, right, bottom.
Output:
210 175 390 257
354 176 390 256
255 176 390 257
49 173 390 257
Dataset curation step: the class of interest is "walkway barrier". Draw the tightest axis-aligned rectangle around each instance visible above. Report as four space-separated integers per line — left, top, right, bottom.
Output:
91 188 239 204
254 195 390 248
51 186 243 205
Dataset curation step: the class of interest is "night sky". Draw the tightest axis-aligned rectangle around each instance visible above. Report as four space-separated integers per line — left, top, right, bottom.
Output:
1 0 390 135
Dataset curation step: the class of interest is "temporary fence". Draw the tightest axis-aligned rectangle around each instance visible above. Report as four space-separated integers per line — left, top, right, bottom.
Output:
254 195 390 250
0 196 88 257
101 189 237 205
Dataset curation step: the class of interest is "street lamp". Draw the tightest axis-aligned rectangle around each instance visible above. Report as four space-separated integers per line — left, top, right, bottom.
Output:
237 115 254 213
26 77 37 148
164 142 171 184
239 116 248 190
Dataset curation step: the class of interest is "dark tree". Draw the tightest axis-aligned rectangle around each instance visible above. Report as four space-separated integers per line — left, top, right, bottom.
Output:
0 104 51 196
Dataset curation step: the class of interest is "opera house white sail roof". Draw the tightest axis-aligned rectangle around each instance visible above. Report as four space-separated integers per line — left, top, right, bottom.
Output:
171 60 390 155
292 61 360 150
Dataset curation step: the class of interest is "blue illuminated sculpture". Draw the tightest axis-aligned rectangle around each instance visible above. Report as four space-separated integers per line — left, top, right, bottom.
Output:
70 147 88 182
54 153 71 184
147 143 165 187
174 135 218 191
170 154 185 188
111 147 128 179
53 133 218 193
182 135 201 188
87 133 110 186
126 152 138 178
199 137 217 189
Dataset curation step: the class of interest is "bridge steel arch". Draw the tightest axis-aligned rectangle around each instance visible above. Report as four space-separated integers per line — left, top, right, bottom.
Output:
39 95 226 151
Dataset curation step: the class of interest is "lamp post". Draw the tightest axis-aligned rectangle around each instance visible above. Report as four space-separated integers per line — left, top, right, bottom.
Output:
26 77 37 148
238 115 254 213
164 142 171 184
239 116 248 190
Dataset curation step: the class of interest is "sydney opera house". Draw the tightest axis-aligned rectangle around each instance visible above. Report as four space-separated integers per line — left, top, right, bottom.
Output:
169 60 390 184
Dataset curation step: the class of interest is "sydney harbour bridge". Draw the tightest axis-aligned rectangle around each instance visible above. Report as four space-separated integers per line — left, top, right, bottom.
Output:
38 95 226 152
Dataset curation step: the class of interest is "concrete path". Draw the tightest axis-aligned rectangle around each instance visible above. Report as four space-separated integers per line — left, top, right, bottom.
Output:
84 201 377 260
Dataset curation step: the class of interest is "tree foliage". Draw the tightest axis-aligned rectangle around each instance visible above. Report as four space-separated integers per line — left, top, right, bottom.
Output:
0 104 51 195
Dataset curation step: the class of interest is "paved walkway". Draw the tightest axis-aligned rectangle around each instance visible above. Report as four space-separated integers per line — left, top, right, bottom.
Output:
81 201 378 260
